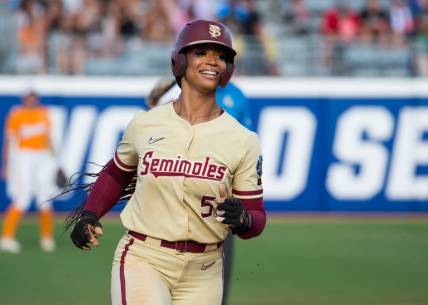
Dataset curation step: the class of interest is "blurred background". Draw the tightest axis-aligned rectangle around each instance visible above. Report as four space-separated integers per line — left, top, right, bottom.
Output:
0 0 428 76
0 1 428 305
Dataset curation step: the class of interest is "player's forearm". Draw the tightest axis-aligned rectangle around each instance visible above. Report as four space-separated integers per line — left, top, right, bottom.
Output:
84 159 135 218
237 198 266 240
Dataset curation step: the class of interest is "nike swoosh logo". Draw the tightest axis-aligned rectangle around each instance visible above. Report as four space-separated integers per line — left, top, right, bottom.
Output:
148 136 165 144
201 261 216 270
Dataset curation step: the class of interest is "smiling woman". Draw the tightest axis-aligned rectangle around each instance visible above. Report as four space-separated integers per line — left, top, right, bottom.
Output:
169 20 237 126
66 19 266 305
171 20 237 89
182 46 227 95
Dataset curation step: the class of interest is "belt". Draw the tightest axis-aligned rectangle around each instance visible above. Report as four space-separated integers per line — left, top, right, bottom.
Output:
128 231 222 253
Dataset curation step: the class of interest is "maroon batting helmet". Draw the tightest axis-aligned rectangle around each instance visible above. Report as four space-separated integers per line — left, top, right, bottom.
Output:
171 19 237 87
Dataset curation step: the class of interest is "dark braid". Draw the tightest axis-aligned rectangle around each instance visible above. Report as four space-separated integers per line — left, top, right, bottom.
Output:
59 162 138 232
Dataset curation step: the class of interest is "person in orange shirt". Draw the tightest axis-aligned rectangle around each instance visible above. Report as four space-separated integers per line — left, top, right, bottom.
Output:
0 90 57 253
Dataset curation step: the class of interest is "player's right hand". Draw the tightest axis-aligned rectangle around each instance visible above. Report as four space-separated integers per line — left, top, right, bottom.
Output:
70 210 103 251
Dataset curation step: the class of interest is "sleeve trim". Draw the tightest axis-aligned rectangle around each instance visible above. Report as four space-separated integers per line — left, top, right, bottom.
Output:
232 189 263 196
114 152 137 172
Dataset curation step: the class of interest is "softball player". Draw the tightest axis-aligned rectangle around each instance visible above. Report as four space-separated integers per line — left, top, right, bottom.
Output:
68 19 266 305
0 90 57 253
146 77 254 305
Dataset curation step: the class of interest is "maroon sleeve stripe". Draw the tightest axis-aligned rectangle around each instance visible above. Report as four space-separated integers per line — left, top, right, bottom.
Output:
241 197 264 210
114 152 137 170
232 189 263 196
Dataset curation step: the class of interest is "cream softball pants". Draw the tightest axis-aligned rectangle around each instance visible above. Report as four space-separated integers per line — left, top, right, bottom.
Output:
111 233 224 305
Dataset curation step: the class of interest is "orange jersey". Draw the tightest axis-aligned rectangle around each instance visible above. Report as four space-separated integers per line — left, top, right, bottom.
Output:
5 105 51 150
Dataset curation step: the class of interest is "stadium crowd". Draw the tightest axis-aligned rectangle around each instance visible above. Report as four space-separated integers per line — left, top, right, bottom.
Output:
0 0 428 77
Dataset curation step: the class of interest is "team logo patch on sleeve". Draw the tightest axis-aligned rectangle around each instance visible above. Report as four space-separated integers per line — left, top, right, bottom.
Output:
256 155 263 185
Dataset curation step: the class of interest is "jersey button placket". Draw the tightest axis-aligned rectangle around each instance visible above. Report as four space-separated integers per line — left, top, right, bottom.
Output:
181 128 193 244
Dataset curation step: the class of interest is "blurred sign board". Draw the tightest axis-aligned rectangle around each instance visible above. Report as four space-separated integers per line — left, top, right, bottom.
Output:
0 77 427 212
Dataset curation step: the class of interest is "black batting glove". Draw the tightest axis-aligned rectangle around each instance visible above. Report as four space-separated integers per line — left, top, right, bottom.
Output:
70 210 103 250
216 198 252 234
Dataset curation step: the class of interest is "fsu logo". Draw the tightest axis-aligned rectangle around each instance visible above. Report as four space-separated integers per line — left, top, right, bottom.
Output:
208 25 222 38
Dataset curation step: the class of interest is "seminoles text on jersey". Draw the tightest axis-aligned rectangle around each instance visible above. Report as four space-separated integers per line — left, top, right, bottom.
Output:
140 151 227 181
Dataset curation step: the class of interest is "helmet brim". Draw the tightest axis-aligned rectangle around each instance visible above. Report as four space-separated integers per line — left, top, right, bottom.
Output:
181 40 237 57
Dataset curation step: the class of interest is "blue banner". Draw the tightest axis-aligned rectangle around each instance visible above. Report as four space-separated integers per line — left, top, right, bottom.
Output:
1 94 428 212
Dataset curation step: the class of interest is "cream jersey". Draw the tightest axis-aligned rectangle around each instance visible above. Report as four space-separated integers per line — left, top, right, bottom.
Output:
114 103 263 244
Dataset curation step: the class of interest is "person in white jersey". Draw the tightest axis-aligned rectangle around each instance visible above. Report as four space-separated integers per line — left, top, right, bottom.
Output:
67 19 266 305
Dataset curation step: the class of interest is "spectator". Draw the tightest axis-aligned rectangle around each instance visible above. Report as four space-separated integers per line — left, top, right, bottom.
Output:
159 0 191 35
360 0 391 45
100 0 122 56
217 0 279 75
390 0 414 46
241 0 279 75
162 0 218 27
15 0 47 74
413 0 428 75
409 0 427 16
64 0 102 74
322 1 361 42
45 0 74 73
141 0 174 42
216 0 243 35
81 0 126 60
321 1 361 74
282 0 311 36
117 1 141 40
2 0 422 77
186 0 217 20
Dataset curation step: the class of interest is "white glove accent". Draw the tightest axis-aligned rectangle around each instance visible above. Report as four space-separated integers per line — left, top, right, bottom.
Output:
216 210 225 216
216 216 225 223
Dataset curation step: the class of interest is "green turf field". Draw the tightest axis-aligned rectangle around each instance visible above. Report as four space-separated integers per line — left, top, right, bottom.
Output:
1 215 428 305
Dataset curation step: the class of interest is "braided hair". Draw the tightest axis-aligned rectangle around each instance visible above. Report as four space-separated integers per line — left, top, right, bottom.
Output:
59 163 138 232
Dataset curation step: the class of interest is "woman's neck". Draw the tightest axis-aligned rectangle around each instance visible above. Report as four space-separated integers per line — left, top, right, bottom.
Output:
174 84 221 125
